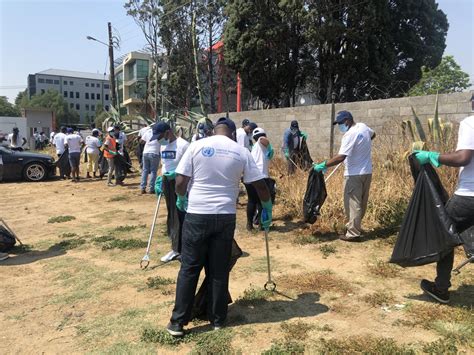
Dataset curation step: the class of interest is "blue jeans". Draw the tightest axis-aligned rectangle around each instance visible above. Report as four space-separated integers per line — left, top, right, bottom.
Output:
170 213 236 327
140 153 160 190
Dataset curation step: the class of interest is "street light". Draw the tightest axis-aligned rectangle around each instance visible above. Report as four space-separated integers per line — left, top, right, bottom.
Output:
86 36 108 47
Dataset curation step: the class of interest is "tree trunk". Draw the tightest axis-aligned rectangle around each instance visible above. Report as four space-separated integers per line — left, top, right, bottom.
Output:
191 6 207 116
208 6 215 113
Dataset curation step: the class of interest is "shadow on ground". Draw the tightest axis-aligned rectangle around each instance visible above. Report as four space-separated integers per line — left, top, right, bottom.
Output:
2 244 66 266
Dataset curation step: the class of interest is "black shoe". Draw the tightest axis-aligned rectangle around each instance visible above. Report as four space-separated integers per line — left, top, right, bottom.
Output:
420 279 449 304
166 322 184 337
246 222 254 231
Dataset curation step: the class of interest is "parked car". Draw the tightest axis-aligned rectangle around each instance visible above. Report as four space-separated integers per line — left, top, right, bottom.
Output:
0 146 56 182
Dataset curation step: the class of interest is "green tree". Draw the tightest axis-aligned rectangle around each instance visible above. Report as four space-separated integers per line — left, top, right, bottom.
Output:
0 96 21 116
15 89 28 107
408 56 471 96
19 89 80 126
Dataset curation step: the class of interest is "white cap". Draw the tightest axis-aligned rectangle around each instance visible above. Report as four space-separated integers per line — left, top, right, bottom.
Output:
252 127 266 139
107 126 114 133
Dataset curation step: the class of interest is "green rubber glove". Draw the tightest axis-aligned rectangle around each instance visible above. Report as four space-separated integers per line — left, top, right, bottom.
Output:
164 170 176 180
284 148 289 159
261 200 273 230
267 143 274 160
176 194 188 212
414 150 441 168
155 176 163 196
313 161 327 173
300 131 308 140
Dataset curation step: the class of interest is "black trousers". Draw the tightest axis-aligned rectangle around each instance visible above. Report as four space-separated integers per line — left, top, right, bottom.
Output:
171 213 236 327
57 152 71 178
245 178 276 226
163 176 185 253
436 194 474 291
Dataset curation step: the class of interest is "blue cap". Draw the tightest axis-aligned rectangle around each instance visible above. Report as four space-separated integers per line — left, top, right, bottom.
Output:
290 120 299 128
66 127 74 134
150 121 171 141
242 118 250 127
215 117 236 133
334 110 353 125
249 122 258 131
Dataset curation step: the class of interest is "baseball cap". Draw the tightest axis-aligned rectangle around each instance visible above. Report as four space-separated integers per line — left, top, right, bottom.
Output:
290 120 299 128
150 121 171 141
333 110 353 125
215 117 236 133
249 122 258 131
242 118 250 127
66 127 74 134
252 127 266 139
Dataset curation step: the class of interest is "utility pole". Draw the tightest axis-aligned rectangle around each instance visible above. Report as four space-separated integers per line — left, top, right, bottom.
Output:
329 92 336 157
108 22 117 109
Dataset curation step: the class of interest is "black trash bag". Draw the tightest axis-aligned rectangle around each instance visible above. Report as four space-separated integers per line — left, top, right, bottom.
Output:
190 240 243 321
115 154 128 182
0 225 16 252
303 169 327 224
460 226 474 258
291 139 313 171
390 157 462 267
56 147 71 177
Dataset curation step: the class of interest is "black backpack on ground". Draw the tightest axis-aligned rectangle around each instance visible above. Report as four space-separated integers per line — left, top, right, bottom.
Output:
303 169 327 224
0 225 16 252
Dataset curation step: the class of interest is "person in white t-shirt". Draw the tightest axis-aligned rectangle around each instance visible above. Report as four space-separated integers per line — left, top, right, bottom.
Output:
313 111 376 241
150 122 190 262
165 117 272 337
50 131 55 146
235 118 252 150
53 126 70 179
414 115 474 304
191 117 214 142
85 129 102 178
7 127 27 151
137 125 151 169
245 127 276 230
139 125 160 193
64 127 84 182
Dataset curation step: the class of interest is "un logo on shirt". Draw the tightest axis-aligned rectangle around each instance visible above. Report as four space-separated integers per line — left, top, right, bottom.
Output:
202 147 215 157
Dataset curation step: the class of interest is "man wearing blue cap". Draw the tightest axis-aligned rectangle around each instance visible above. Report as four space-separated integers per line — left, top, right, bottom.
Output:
313 111 375 241
236 118 253 150
166 117 272 336
151 122 190 262
282 120 308 174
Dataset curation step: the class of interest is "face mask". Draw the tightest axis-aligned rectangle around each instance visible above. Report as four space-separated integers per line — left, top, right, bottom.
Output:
338 124 349 133
114 132 120 138
158 138 169 146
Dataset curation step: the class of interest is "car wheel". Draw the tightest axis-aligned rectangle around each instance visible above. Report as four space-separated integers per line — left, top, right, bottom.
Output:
23 162 47 182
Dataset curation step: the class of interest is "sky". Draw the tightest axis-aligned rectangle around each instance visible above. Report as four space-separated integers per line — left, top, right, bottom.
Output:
0 0 473 103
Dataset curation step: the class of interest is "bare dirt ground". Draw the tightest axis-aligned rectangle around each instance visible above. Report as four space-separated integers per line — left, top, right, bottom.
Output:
0 166 472 354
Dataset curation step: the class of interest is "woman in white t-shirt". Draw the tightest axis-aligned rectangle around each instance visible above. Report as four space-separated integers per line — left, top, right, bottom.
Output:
85 129 102 178
245 127 275 231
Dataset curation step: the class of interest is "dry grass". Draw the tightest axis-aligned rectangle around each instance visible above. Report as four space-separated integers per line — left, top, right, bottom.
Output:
363 290 395 307
276 270 352 294
367 259 402 278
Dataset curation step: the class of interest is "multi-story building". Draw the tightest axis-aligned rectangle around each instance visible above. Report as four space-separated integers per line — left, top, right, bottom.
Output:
114 51 153 116
27 69 111 123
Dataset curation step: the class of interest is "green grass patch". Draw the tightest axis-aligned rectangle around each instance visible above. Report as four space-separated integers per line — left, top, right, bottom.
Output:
367 259 401 278
140 327 182 346
54 238 87 250
48 215 76 223
281 321 314 341
146 276 175 289
234 286 273 307
314 336 415 354
319 244 337 258
59 232 78 238
262 340 305 355
293 233 324 245
108 195 130 202
101 238 147 250
113 224 146 233
363 290 395 307
422 337 458 354
191 329 234 354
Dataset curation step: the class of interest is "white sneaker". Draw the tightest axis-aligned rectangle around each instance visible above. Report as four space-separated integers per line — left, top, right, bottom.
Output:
0 252 9 261
160 250 180 263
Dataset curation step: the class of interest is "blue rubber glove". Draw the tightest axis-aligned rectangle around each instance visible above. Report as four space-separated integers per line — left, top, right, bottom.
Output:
154 176 163 196
164 170 176 180
261 200 273 230
176 194 188 212
267 143 274 160
312 161 327 173
284 148 290 159
300 131 308 140
414 150 441 168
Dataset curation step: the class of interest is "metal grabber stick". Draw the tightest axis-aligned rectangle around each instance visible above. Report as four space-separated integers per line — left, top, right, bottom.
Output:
140 193 162 269
262 209 276 291
324 162 342 183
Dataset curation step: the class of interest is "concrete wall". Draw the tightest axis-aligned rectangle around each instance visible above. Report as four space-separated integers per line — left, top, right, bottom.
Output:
23 109 54 149
209 91 474 158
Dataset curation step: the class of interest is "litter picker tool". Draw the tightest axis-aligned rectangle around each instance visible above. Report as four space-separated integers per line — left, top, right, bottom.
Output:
452 255 473 275
140 193 162 269
262 209 276 291
287 156 299 169
0 218 23 245
324 162 342 183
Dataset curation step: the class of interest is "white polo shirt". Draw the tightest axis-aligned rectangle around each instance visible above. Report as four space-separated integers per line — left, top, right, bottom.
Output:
176 135 264 214
338 122 374 176
251 137 269 178
64 134 83 153
455 115 474 197
161 137 189 174
236 127 250 150
53 132 66 154
141 128 161 155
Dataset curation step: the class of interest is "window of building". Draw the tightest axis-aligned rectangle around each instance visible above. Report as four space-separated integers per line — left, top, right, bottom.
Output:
91 93 95 100
97 93 100 100
105 94 109 101
85 83 89 87
91 83 95 87
105 105 109 111
85 93 89 99
76 92 79 99
69 91 73 98
41 89 45 94
54 80 59 84
104 84 110 89
70 103 74 109
69 81 73 85
45 79 53 84
64 91 67 97
96 84 100 88
136 59 149 79
38 78 45 83
76 104 80 110
91 105 95 111
85 104 89 111
64 81 67 85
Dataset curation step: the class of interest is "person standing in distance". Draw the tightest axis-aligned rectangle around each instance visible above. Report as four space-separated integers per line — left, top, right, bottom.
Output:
64 127 84 182
85 129 102 178
7 127 27 151
139 125 160 194
53 126 70 179
313 111 375 241
414 115 474 304
104 127 119 186
236 118 253 150
191 117 214 142
151 122 190 262
166 117 272 336
282 120 308 174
